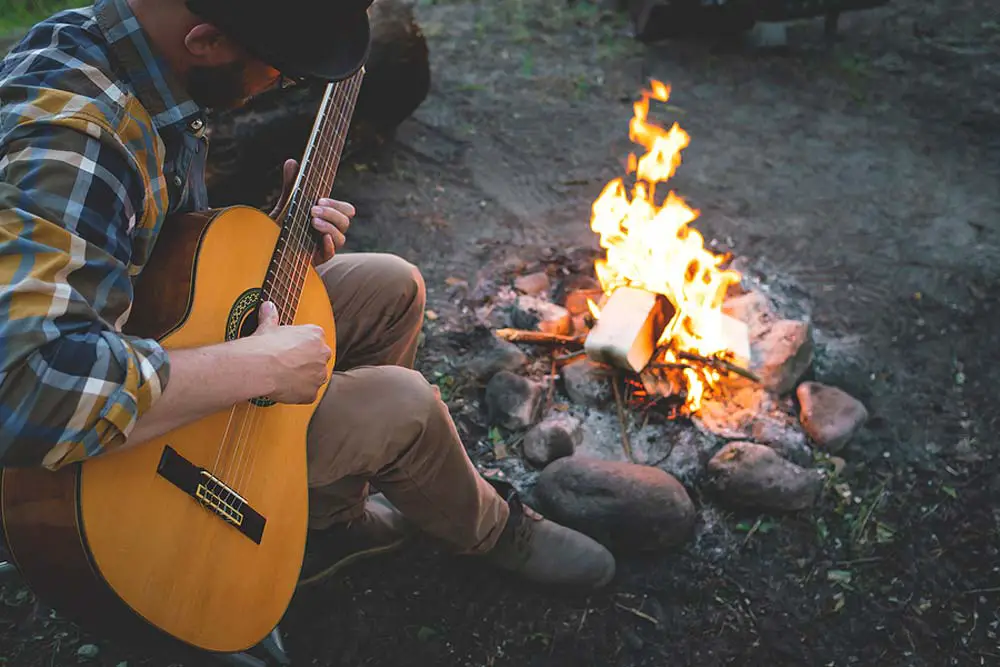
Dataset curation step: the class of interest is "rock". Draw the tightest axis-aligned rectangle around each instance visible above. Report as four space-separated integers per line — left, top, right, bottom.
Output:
76 644 99 660
485 371 543 430
467 336 528 382
204 0 430 207
514 271 551 295
693 381 766 439
564 288 604 316
561 359 612 407
706 442 824 511
512 295 571 335
753 319 814 395
571 313 592 335
722 291 778 344
751 413 812 467
522 415 582 467
535 457 696 553
797 382 868 452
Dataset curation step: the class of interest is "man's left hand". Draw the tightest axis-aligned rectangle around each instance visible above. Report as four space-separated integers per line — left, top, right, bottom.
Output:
269 158 356 266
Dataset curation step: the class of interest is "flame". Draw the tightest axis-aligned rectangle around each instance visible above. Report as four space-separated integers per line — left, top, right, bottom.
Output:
589 80 741 412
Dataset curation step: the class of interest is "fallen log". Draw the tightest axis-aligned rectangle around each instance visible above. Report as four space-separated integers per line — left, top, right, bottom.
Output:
204 0 430 208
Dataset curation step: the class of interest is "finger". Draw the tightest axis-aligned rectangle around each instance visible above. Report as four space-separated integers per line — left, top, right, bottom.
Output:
257 300 278 328
311 211 350 237
317 198 355 218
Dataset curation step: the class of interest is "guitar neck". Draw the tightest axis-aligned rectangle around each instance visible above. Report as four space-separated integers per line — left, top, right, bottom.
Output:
260 68 366 323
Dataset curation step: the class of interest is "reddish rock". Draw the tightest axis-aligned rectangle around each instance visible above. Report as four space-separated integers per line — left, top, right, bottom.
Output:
797 382 868 452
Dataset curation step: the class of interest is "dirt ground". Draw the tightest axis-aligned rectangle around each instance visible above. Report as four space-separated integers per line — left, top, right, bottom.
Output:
2 0 999 665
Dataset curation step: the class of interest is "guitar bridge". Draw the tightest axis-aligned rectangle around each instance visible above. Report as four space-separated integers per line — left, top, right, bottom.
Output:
156 446 266 544
195 471 245 528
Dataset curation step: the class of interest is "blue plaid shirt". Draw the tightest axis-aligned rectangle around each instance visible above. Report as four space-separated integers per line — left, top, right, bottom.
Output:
0 0 211 469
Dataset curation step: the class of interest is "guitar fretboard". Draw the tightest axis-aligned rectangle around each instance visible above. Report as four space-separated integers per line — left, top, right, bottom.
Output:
260 69 365 323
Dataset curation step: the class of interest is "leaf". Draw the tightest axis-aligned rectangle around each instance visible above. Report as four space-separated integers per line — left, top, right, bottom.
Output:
942 485 958 499
827 569 853 586
488 426 504 446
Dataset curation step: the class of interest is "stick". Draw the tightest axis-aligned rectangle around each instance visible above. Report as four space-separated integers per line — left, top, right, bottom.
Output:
676 350 760 383
495 328 585 345
611 373 634 463
614 603 659 626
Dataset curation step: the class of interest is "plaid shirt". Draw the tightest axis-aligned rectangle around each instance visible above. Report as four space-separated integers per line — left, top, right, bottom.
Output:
0 0 211 469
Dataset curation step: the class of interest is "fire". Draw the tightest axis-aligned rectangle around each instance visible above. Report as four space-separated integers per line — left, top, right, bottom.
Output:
589 80 741 411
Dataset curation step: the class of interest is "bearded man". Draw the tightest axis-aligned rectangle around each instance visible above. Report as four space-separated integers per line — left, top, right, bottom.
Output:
0 0 614 593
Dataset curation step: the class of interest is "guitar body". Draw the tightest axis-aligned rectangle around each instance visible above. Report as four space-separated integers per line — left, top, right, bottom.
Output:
0 206 337 654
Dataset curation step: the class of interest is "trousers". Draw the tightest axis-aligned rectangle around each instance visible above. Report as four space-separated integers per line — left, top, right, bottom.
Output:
305 252 509 554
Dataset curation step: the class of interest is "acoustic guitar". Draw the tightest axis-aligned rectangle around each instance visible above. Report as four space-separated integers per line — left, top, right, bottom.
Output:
0 68 365 655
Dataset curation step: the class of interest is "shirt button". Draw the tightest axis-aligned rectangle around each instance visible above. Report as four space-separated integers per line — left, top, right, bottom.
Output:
173 175 183 187
190 118 204 132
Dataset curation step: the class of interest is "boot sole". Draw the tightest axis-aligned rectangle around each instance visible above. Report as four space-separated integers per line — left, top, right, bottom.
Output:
296 536 409 588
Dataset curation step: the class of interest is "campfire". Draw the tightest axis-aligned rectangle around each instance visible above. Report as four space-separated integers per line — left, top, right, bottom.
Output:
475 79 869 554
581 79 751 418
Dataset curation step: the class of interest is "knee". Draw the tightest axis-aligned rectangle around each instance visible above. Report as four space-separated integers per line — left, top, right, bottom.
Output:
381 254 425 311
374 365 438 411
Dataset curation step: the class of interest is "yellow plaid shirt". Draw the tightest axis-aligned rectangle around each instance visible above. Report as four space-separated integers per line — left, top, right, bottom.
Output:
0 0 211 469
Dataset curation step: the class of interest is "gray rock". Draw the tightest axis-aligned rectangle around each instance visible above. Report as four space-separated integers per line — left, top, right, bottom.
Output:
514 271 551 295
753 319 814 395
535 457 696 553
485 371 543 430
512 295 571 335
467 336 528 382
561 358 612 407
797 382 868 452
751 412 813 467
706 442 824 511
522 415 582 467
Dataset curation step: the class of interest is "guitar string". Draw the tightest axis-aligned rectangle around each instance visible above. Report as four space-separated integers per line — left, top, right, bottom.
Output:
224 74 360 498
230 74 360 494
230 73 362 497
221 82 345 490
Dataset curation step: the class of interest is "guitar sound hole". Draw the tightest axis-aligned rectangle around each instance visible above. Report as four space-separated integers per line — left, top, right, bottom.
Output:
238 306 260 339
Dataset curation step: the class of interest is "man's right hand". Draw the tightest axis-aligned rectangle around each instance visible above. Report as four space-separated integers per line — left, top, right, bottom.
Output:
251 300 332 404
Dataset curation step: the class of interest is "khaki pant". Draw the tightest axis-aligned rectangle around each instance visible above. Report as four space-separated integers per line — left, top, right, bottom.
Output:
305 253 509 554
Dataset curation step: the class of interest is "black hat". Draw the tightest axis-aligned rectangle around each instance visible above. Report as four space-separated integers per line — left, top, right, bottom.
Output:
184 0 372 82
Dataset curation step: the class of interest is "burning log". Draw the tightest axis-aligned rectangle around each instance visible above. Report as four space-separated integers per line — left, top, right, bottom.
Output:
584 287 675 372
204 0 430 208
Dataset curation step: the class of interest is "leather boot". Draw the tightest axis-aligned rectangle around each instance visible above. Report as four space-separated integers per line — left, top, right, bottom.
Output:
480 481 616 589
298 493 414 587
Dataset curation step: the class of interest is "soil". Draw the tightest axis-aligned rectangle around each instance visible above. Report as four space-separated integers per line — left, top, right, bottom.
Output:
2 0 999 665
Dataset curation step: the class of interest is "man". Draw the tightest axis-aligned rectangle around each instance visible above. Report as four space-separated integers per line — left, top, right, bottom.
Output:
0 0 615 593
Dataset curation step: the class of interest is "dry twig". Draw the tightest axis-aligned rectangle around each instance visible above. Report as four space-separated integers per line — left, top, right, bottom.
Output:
611 373 634 463
494 328 585 345
676 350 760 383
614 603 659 626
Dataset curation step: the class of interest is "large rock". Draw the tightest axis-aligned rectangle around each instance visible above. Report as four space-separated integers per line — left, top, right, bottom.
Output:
797 382 868 452
204 0 430 207
706 442 823 511
467 335 528 383
535 457 696 553
753 319 814 395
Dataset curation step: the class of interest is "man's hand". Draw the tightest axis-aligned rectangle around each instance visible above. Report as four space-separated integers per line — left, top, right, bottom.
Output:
269 158 356 266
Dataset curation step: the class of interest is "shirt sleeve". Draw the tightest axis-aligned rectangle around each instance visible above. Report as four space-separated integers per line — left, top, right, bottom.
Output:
0 120 171 470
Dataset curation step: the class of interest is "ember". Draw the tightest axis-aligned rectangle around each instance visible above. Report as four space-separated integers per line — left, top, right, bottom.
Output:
586 80 748 413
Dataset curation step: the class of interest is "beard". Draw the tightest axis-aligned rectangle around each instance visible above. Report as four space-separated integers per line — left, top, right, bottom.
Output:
185 61 250 110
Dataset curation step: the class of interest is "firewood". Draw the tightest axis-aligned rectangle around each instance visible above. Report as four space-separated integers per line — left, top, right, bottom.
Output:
494 329 585 345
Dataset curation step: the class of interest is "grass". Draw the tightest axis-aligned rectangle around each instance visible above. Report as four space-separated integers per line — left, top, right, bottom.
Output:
0 0 84 34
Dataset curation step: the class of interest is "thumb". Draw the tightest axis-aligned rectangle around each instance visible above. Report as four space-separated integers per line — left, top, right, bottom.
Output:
255 300 279 332
269 159 299 219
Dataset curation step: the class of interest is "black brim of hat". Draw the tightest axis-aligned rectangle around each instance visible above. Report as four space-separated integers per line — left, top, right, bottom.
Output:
244 11 371 82
185 1 372 82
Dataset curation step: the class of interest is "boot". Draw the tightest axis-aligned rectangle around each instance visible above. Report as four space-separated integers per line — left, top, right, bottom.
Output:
481 484 616 589
298 493 414 587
